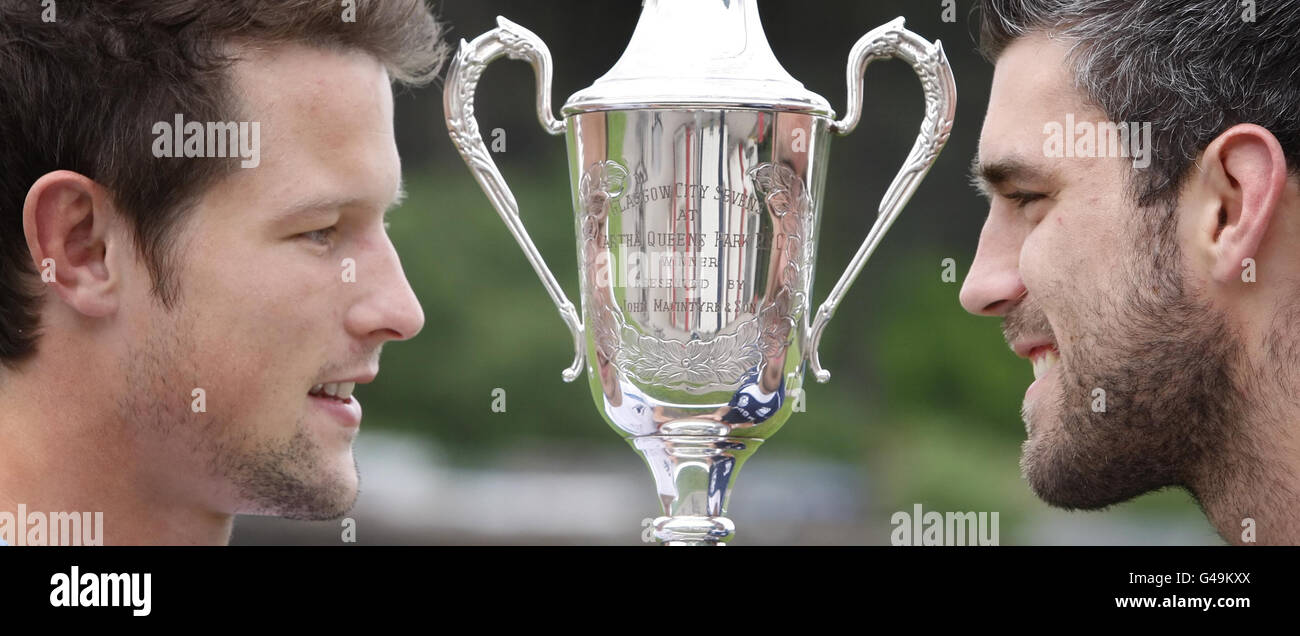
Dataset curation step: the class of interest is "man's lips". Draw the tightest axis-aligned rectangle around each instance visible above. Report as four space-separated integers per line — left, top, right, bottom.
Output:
1027 345 1060 382
1011 337 1054 359
308 372 377 400
309 382 357 401
309 391 362 427
1011 338 1060 383
308 373 373 427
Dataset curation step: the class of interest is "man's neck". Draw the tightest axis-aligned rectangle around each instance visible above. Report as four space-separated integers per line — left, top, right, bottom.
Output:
1190 409 1300 545
0 368 235 546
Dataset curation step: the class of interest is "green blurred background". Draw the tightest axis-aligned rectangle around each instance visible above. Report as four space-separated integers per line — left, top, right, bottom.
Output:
234 0 1218 545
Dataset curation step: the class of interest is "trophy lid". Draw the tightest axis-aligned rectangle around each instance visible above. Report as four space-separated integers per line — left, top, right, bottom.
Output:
561 0 833 117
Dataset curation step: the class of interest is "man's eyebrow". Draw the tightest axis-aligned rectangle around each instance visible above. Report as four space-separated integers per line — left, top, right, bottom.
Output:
275 180 407 223
969 154 1055 198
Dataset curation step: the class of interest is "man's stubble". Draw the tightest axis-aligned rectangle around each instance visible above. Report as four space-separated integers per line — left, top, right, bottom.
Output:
115 281 359 522
1007 201 1249 511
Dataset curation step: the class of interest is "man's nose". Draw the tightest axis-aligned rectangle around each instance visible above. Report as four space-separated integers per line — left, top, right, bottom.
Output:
345 234 425 343
959 212 1027 317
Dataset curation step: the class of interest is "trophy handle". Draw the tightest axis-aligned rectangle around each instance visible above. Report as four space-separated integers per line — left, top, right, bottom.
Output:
444 17 585 382
807 17 956 382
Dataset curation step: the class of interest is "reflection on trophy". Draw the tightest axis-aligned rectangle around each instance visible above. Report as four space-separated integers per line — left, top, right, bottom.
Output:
445 0 955 545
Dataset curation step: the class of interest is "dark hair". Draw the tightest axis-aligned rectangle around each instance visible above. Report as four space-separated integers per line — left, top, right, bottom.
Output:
0 0 447 367
977 0 1300 207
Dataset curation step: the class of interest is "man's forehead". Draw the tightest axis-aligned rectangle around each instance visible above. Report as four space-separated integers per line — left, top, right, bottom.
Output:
199 43 401 221
231 43 392 137
978 33 1106 172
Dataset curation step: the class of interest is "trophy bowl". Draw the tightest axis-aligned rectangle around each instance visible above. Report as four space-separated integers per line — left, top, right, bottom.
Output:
445 0 955 545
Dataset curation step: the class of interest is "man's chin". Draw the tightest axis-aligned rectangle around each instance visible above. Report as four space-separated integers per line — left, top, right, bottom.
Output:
1018 410 1075 508
228 431 361 520
1017 413 1168 511
1019 384 1121 510
278 453 360 521
1019 445 1101 511
244 473 358 520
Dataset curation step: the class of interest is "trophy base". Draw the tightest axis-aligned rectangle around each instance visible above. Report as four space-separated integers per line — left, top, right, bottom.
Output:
630 431 762 546
653 515 735 545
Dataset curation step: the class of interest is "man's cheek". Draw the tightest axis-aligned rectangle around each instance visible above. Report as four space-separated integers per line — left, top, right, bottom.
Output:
181 292 299 402
186 248 331 380
193 250 325 328
194 359 305 433
1018 235 1059 295
1023 218 1099 293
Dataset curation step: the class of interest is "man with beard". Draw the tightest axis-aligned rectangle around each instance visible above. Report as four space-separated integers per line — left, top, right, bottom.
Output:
961 0 1300 544
0 1 443 545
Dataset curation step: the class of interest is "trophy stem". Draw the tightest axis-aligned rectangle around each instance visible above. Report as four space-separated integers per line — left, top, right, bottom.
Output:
630 429 764 546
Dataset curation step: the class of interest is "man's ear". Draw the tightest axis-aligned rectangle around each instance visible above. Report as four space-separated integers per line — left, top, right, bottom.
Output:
1196 124 1289 284
22 170 120 318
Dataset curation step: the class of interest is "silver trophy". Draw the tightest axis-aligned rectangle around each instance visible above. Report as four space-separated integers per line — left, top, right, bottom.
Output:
445 0 955 545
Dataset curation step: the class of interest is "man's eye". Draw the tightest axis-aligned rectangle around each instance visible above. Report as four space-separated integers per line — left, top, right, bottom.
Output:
1005 191 1047 208
299 227 337 245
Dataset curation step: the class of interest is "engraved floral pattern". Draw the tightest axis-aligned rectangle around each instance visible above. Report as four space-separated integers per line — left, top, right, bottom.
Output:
580 160 629 213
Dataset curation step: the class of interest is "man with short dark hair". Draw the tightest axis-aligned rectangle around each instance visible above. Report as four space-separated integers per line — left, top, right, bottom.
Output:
0 1 445 545
962 0 1300 544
